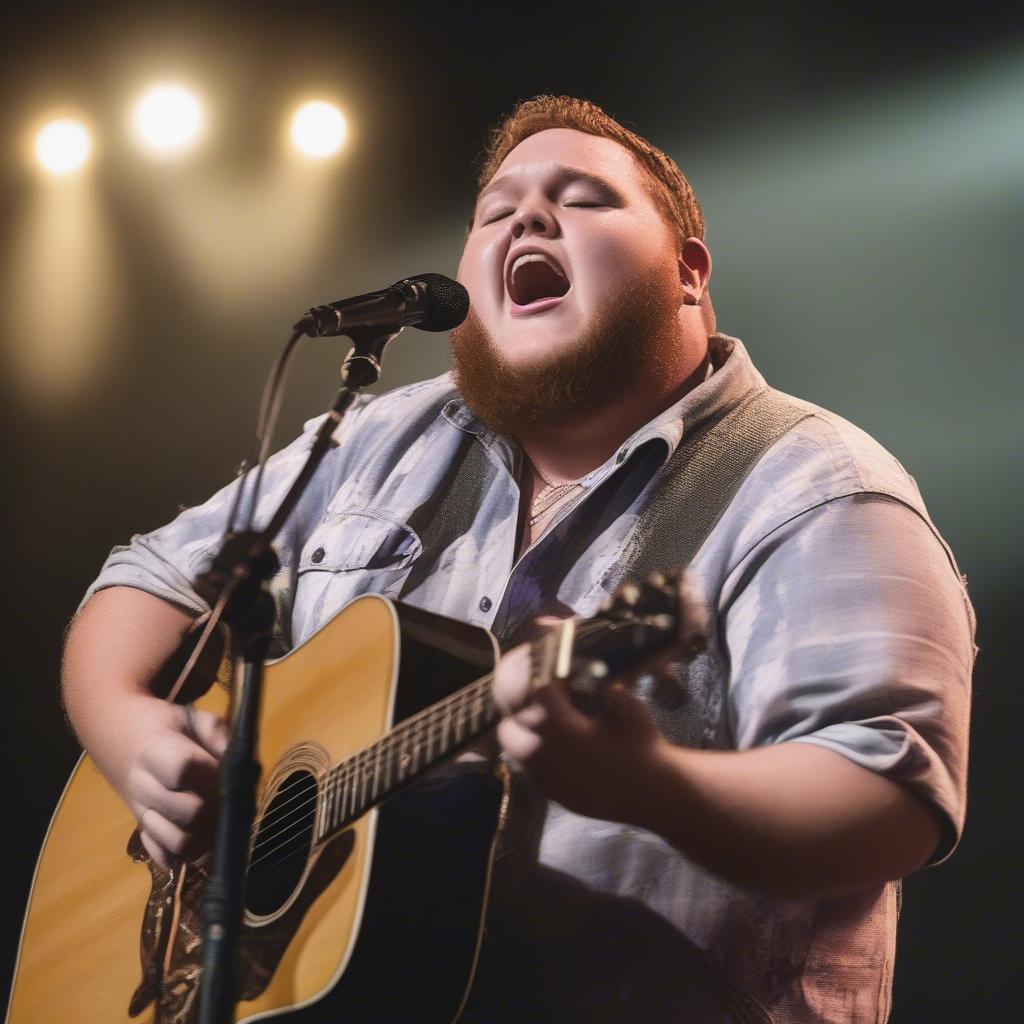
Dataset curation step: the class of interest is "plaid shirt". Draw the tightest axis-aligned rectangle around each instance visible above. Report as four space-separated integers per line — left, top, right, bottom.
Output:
84 335 975 1023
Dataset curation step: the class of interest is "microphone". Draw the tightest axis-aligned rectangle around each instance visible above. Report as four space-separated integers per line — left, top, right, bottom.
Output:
295 273 470 337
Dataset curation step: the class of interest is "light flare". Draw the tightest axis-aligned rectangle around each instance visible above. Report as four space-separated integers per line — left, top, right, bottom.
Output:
35 119 92 176
131 83 204 155
289 101 348 159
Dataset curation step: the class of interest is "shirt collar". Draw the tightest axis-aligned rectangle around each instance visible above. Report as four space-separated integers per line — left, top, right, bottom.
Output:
441 333 765 477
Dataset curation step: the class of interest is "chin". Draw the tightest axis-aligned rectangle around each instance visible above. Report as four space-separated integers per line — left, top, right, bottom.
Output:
501 335 576 365
496 317 585 363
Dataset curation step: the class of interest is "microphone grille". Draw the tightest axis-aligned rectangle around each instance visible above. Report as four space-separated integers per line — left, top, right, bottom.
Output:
405 273 470 332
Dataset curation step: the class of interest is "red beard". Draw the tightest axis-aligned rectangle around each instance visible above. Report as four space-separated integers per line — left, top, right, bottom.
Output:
449 265 683 439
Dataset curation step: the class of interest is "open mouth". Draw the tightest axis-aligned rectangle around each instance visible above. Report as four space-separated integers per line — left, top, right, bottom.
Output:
506 252 571 312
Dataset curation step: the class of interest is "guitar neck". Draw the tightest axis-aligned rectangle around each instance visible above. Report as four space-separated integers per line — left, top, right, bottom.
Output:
315 671 499 842
312 581 689 845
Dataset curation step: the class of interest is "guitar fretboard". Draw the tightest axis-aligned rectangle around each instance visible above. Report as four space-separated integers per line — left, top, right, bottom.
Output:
315 671 498 841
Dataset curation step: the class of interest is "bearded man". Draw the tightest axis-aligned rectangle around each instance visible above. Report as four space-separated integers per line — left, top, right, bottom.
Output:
62 96 975 1022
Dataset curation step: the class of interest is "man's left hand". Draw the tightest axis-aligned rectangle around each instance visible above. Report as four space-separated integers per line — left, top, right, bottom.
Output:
493 637 668 824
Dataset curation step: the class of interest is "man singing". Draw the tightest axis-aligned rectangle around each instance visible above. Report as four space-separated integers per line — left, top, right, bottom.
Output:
62 96 975 1022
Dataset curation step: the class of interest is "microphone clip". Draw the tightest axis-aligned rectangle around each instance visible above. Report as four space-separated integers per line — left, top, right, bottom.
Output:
339 326 403 388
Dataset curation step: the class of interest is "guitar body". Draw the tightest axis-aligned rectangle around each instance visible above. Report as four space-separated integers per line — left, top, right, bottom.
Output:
7 595 504 1023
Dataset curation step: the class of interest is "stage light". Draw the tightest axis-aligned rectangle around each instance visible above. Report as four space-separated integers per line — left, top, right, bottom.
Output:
131 83 204 154
35 119 91 176
289 101 347 159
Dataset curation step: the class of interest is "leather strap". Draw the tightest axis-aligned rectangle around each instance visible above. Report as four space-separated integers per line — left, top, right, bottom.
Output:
618 387 813 581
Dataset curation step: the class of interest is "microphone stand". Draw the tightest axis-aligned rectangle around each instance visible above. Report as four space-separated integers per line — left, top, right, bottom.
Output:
196 325 399 1024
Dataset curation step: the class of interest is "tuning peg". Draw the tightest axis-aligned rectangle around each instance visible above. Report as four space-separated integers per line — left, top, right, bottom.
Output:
615 582 642 607
567 658 611 714
570 658 609 694
643 613 676 633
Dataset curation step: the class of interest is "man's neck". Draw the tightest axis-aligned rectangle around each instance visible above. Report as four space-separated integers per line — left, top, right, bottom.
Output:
517 337 712 484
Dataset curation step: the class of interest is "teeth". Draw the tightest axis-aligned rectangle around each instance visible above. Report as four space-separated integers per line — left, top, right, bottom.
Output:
511 253 566 278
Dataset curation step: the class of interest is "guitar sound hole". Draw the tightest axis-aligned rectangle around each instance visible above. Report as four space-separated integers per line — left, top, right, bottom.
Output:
246 770 318 918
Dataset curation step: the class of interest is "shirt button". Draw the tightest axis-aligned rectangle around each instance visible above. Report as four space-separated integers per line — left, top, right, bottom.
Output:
311 547 326 563
479 596 492 613
616 448 629 464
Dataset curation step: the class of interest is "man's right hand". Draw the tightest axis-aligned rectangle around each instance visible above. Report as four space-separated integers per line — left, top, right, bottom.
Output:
62 588 231 868
100 695 228 868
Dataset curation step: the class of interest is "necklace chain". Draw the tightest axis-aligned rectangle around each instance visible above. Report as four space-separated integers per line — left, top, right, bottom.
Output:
529 466 582 527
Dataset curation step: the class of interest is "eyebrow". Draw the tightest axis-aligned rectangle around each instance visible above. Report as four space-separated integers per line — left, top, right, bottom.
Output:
475 165 623 208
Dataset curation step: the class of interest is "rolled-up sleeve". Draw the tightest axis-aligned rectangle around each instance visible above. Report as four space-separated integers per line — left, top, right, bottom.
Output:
721 492 976 864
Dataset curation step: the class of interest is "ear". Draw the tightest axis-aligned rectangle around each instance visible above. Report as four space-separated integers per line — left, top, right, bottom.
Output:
677 238 712 306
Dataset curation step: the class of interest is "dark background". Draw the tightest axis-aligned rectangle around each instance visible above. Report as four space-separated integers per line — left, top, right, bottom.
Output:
2 2 1021 1020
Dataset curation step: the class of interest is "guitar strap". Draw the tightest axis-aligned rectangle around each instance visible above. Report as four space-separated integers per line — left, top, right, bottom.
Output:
597 385 812 747
400 384 813 624
399 434 496 599
614 385 813 581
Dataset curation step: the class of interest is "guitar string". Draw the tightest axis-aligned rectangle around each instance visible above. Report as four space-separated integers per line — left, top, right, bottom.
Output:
248 711 493 876
243 616 640 869
243 615 639 867
247 613 618 836
244 670 496 846
250 678 509 876
246 629 610 877
248 703 487 862
247 679 498 865
248 666 496 839
246 692 497 874
241 616 652 871
244 611 610 860
246 676 498 864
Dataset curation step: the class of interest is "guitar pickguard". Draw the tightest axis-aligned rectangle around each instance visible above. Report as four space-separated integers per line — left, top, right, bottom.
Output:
127 828 356 1023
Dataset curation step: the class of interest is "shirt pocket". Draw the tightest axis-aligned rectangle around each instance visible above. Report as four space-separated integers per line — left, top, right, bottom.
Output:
293 510 423 636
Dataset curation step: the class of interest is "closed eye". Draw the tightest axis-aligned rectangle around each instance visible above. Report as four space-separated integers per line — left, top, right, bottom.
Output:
479 201 602 226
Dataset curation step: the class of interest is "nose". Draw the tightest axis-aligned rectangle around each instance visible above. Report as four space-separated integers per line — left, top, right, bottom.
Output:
510 196 558 239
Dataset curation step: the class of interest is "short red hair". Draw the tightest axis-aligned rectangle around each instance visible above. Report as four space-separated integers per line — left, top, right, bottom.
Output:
475 95 705 247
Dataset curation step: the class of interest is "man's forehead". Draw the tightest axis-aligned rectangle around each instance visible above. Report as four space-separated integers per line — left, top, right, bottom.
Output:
478 163 621 202
479 128 642 198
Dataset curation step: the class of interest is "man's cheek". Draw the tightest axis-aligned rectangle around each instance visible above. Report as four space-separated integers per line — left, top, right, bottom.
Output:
461 249 498 308
455 255 477 297
586 244 634 283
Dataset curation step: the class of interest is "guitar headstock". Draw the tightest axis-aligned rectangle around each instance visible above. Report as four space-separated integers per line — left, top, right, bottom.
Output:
529 571 708 713
598 570 708 661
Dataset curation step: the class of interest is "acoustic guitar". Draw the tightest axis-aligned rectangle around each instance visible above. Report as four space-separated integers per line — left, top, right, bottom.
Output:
6 573 697 1023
